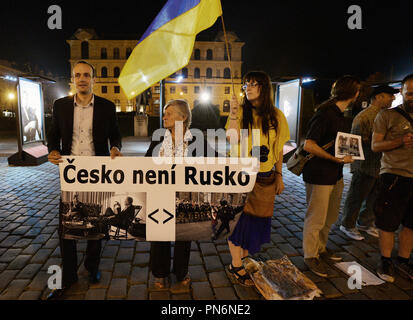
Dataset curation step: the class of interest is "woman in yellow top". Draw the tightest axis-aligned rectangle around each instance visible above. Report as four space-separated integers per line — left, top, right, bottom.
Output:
225 71 290 286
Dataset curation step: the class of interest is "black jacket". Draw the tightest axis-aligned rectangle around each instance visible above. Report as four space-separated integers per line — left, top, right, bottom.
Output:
47 95 122 156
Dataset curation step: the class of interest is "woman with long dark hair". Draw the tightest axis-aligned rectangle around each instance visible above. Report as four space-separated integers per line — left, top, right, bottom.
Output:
225 71 290 285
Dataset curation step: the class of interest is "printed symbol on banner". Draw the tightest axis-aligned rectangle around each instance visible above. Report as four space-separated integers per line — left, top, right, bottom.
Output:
148 208 175 224
67 158 75 164
163 209 173 224
148 209 160 224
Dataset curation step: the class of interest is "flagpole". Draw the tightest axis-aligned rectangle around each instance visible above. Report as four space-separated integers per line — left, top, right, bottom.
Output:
220 15 235 94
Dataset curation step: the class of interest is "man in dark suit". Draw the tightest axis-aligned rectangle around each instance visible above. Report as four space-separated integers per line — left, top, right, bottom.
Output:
46 60 122 299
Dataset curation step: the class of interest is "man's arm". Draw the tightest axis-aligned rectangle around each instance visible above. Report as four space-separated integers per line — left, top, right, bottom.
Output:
371 110 413 152
304 139 353 164
371 132 413 152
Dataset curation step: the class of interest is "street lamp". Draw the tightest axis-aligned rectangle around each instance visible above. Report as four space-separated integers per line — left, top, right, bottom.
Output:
8 92 15 100
201 92 210 102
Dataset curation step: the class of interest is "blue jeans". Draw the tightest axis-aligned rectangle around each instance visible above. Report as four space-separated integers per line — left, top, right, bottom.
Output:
341 170 378 229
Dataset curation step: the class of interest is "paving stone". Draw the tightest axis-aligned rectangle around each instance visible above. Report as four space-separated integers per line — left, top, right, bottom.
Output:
128 284 147 300
117 248 134 262
286 237 302 249
0 232 7 242
270 233 286 244
289 256 308 272
329 234 349 246
89 271 112 289
344 292 370 300
136 242 151 252
293 232 303 241
22 244 42 255
380 283 412 300
204 256 223 272
189 265 208 282
113 262 131 278
303 271 328 284
24 228 42 237
7 255 31 270
216 244 229 252
200 243 218 256
0 235 20 247
43 238 59 249
102 245 119 258
65 280 89 295
192 281 214 300
219 253 232 266
274 227 293 238
0 270 19 291
234 285 260 300
266 248 284 259
85 288 107 300
16 264 42 279
149 291 170 300
27 271 50 291
285 224 301 233
0 248 22 263
343 245 368 260
107 278 127 298
317 281 343 299
0 279 30 300
32 234 51 244
18 290 42 300
99 258 115 272
12 238 32 249
393 275 413 290
188 251 203 265
172 294 191 300
214 287 238 300
278 243 299 256
260 243 274 251
209 271 231 288
1 223 20 232
329 277 359 295
190 242 199 251
51 246 61 257
360 286 391 300
133 253 150 266
120 240 136 248
0 263 6 272
30 248 53 264
130 266 148 285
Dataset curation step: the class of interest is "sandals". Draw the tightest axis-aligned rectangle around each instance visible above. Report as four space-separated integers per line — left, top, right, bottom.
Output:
227 264 254 287
153 277 168 290
170 274 191 294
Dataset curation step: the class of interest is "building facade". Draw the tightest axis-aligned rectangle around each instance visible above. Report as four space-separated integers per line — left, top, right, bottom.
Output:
67 29 244 115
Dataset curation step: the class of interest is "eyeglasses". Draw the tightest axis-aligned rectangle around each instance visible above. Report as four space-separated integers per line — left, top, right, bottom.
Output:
242 82 259 90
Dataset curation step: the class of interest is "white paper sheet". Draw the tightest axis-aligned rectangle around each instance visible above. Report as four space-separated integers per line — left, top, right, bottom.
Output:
335 261 385 286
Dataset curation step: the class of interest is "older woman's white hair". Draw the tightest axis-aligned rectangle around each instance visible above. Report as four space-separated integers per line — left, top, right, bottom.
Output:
164 99 192 130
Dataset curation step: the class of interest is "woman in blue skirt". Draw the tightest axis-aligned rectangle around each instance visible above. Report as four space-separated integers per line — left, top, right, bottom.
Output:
225 71 290 286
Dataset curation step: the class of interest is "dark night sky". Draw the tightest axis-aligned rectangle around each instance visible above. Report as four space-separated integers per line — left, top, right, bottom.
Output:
0 0 412 81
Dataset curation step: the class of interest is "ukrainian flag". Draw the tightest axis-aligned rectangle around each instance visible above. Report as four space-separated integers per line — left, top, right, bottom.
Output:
119 0 223 99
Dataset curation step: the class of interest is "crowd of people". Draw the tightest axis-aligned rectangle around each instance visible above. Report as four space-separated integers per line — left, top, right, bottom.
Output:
45 60 413 299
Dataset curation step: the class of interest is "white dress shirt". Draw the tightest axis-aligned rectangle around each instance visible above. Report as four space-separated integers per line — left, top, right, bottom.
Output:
71 94 95 156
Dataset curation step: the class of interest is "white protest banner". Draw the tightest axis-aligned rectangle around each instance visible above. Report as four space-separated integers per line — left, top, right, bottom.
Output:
59 156 258 241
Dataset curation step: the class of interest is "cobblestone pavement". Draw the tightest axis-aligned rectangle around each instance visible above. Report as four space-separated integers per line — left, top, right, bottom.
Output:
0 157 412 300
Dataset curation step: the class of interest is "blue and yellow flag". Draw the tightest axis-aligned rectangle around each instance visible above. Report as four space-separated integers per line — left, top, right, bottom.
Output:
119 0 222 99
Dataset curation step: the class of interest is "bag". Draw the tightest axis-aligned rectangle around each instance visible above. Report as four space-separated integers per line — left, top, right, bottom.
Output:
243 171 277 218
286 140 334 176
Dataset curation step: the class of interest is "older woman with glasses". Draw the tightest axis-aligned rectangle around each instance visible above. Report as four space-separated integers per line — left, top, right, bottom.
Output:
225 71 290 286
145 99 216 293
